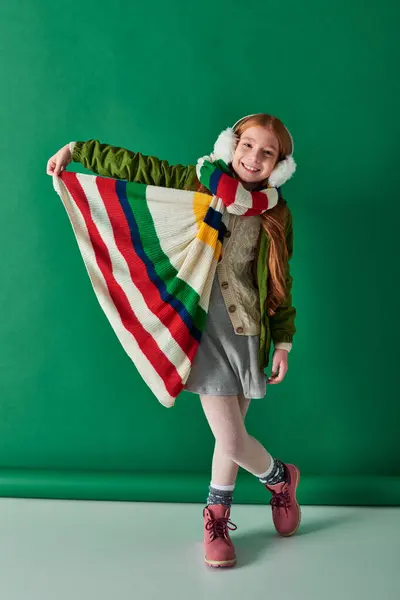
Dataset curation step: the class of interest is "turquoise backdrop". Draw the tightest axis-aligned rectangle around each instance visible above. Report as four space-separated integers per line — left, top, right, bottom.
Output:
0 0 399 504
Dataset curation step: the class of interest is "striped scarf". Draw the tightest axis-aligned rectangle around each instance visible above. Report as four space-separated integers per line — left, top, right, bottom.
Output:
53 166 278 407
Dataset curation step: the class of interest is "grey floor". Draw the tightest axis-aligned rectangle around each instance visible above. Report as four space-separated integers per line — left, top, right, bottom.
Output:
0 499 399 600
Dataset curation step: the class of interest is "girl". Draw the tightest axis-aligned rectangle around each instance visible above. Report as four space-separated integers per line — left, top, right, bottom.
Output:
46 113 300 568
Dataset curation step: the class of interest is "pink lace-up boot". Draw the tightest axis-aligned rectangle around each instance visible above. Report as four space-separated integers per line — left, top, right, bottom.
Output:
203 504 237 568
265 463 301 537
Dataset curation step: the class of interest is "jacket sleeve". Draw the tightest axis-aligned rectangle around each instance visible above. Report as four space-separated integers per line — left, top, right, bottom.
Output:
269 207 297 345
72 140 198 191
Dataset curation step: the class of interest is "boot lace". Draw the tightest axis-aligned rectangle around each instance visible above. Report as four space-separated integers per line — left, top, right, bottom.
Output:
205 516 237 541
270 486 291 516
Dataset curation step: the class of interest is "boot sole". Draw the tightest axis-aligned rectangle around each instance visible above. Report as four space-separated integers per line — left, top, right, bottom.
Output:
204 556 237 568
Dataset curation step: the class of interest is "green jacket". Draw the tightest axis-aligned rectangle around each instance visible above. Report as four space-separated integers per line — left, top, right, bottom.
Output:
72 140 296 369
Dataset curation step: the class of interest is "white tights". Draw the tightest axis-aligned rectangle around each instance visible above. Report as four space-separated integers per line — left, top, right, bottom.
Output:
200 394 272 486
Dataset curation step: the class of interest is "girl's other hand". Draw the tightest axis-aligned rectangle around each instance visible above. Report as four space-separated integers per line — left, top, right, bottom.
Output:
46 144 72 176
267 349 289 384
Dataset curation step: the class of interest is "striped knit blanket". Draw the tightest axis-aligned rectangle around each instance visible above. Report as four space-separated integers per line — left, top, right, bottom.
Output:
53 169 278 407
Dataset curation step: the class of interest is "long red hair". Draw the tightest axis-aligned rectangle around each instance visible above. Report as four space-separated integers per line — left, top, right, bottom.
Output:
194 114 293 316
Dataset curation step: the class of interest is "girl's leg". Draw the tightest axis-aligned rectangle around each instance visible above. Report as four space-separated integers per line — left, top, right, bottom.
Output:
202 394 302 543
201 394 273 476
202 395 252 568
209 394 251 486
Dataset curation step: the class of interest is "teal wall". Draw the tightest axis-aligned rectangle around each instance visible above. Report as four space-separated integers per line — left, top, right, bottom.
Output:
0 0 399 504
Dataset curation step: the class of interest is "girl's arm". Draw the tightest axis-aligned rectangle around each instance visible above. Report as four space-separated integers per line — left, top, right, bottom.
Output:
70 140 198 191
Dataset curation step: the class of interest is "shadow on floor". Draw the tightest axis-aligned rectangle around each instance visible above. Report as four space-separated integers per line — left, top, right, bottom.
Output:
233 512 356 567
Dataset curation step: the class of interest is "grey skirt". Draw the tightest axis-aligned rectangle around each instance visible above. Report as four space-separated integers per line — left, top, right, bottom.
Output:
184 277 267 399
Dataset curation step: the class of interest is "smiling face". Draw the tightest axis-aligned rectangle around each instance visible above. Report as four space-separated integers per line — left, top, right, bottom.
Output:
231 125 280 188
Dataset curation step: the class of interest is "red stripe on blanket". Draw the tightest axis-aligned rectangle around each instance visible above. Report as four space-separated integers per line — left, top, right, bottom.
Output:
61 172 183 398
96 177 199 362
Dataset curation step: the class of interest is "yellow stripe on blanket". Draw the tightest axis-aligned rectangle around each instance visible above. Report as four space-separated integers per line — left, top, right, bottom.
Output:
196 222 222 261
193 192 212 227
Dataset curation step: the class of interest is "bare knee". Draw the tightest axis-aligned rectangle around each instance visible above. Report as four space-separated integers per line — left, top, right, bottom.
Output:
216 433 247 462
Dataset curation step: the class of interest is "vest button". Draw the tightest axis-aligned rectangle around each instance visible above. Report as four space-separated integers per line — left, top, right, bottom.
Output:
221 281 229 289
228 305 236 313
236 326 244 334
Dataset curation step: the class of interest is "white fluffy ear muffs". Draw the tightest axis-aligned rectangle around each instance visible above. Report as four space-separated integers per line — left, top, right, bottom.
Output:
268 155 296 188
211 127 238 165
210 116 297 188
